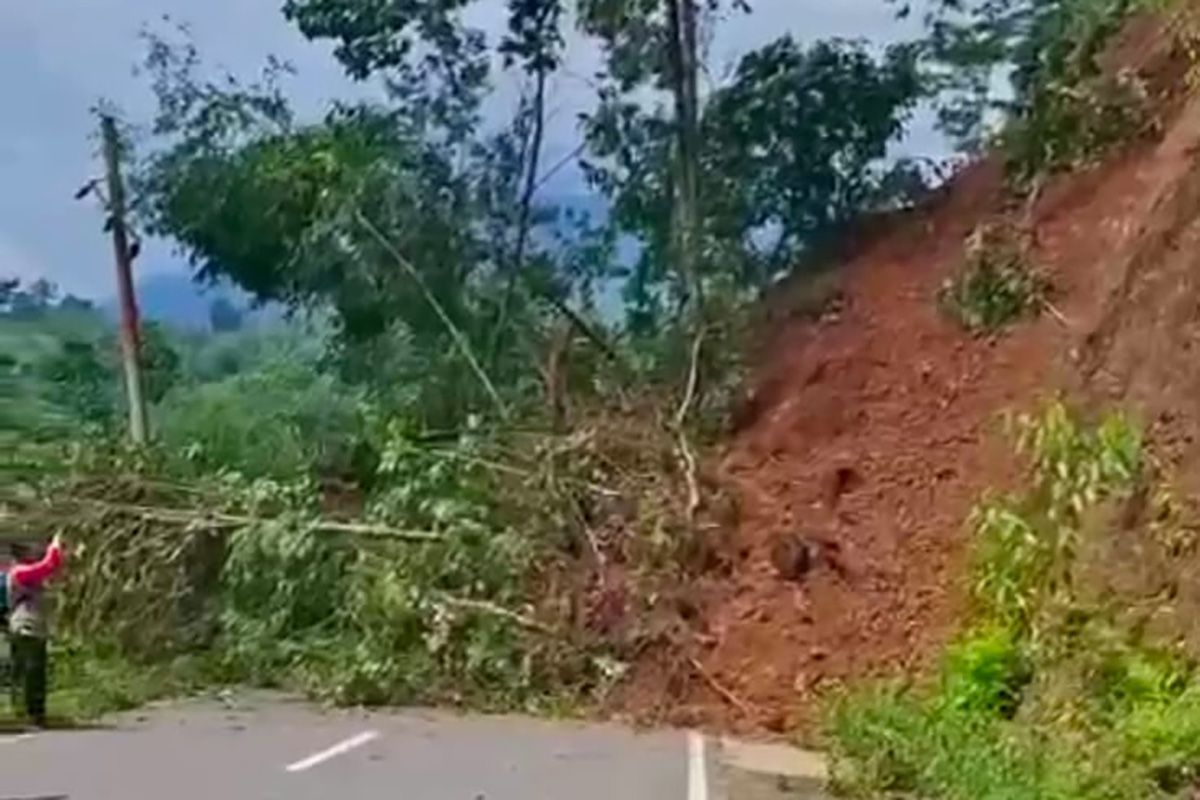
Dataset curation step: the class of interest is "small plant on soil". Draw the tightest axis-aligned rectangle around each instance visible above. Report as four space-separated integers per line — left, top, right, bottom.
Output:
940 224 1051 334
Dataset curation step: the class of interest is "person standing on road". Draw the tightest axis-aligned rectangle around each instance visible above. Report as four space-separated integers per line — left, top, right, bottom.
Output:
4 534 65 728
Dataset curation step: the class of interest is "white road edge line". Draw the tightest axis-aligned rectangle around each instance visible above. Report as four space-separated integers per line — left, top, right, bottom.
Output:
688 730 708 800
286 730 380 773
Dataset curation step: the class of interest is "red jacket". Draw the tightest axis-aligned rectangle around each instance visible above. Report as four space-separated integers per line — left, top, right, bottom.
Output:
7 541 64 591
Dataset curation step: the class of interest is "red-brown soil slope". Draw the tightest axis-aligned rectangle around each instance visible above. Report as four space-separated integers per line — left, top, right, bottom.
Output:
616 15 1200 737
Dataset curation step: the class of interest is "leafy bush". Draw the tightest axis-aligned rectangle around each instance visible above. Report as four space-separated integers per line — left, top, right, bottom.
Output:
970 403 1140 628
827 685 932 796
942 625 1032 717
217 520 351 683
1116 683 1200 791
37 645 210 723
940 224 1050 333
155 361 362 480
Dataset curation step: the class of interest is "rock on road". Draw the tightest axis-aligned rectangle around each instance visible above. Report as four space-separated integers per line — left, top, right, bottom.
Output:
0 693 828 799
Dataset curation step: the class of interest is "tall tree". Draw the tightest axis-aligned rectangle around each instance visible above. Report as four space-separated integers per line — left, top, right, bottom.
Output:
280 0 618 398
282 0 489 143
701 38 925 285
486 0 566 366
666 0 703 317
134 34 534 424
577 0 748 322
583 33 925 324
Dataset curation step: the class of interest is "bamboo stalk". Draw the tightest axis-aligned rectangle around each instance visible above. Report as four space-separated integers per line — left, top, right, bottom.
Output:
354 209 510 420
1 500 443 543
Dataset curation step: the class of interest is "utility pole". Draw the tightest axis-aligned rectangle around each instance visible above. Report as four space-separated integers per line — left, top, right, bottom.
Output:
99 114 148 444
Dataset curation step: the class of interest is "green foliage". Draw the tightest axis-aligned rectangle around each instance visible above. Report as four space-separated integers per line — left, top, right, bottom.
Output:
1002 0 1148 182
177 314 330 383
827 686 933 796
34 339 117 428
1 279 118 437
140 321 184 404
971 497 1049 627
1013 400 1142 516
142 103 457 334
155 361 362 480
828 686 1097 800
910 0 1133 140
29 410 598 714
217 519 351 683
1004 68 1152 183
41 645 211 723
584 36 927 320
972 402 1139 628
135 34 579 428
940 225 1050 333
942 625 1032 717
701 38 927 284
282 0 489 139
907 0 1152 181
0 277 187 441
1116 683 1200 791
178 423 585 709
131 1 953 439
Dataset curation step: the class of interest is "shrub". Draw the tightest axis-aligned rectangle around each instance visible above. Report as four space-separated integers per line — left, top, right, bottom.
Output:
203 423 591 710
155 361 362 480
1117 683 1200 792
828 685 1089 800
940 225 1050 333
942 625 1033 718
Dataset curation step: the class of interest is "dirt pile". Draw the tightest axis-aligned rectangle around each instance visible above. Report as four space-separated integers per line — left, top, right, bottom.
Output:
615 14 1200 736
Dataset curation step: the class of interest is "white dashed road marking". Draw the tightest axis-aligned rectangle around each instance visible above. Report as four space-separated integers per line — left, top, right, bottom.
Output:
286 730 380 773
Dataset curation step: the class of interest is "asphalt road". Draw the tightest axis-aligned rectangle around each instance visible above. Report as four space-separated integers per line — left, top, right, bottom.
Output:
0 695 692 800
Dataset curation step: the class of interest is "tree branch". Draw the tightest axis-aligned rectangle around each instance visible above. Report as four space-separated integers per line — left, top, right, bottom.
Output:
436 594 555 634
674 327 706 522
1 501 444 543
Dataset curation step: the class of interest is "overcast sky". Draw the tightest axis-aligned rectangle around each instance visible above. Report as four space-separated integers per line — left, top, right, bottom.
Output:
0 0 929 299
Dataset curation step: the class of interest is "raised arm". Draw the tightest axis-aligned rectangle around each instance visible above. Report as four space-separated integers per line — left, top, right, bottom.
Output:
9 536 64 589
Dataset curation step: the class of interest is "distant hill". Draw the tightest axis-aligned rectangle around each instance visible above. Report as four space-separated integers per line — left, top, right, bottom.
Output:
103 271 280 332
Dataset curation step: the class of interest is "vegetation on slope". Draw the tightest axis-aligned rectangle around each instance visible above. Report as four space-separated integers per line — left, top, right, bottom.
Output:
824 3 1200 796
829 402 1200 799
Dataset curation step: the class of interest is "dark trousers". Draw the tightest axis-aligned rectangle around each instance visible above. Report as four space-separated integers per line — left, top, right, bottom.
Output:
10 634 47 725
